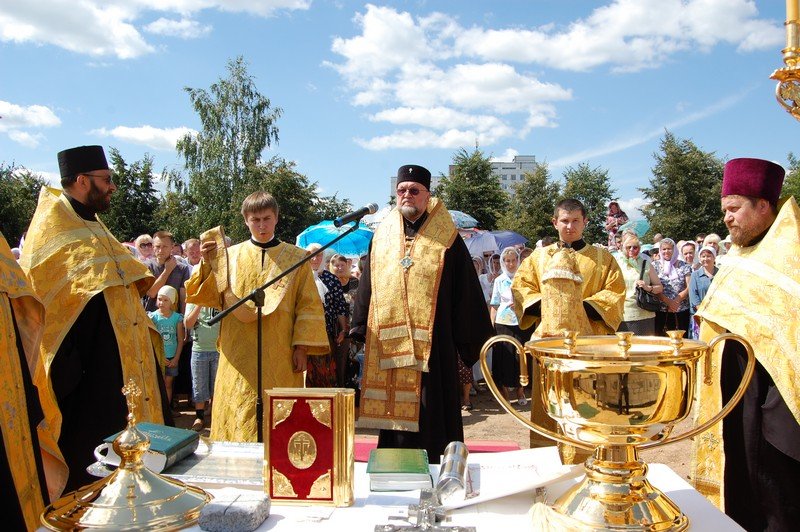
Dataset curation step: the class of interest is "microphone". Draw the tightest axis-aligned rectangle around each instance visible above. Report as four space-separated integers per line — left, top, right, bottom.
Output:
333 203 379 227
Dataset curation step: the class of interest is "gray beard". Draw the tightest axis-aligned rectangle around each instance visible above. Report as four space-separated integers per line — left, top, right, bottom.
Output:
399 204 420 219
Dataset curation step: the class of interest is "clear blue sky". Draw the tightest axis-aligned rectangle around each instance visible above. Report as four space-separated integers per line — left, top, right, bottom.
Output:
1 1 796 223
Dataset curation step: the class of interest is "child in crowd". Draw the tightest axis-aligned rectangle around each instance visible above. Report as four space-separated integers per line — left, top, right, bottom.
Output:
148 285 184 406
184 303 220 431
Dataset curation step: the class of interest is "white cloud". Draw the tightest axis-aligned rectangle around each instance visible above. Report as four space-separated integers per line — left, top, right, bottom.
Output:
145 17 211 39
0 1 311 59
491 148 520 163
0 99 61 147
92 125 197 151
7 130 44 148
618 196 649 220
329 2 780 150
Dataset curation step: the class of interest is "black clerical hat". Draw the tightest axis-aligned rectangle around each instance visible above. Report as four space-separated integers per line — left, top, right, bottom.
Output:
57 145 109 179
396 164 431 190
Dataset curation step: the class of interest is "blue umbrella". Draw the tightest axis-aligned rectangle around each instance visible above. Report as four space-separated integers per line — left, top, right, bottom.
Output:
490 230 528 249
449 210 479 229
295 220 374 258
618 219 650 238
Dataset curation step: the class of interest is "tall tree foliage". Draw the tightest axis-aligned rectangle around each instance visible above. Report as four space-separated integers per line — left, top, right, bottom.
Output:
434 147 508 230
172 56 349 242
104 148 161 242
0 163 47 246
497 161 560 243
783 152 800 201
561 163 615 245
175 56 283 235
640 131 725 240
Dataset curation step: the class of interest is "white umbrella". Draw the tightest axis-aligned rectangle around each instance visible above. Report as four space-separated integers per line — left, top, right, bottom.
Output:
463 230 499 256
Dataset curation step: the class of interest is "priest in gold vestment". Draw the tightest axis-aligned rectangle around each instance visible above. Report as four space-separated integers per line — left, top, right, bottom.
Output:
0 232 50 531
19 145 169 496
692 158 800 530
187 191 328 442
512 198 625 461
351 165 494 463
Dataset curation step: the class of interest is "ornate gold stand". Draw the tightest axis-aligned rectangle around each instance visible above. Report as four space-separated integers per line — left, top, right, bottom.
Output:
41 380 211 530
771 19 800 120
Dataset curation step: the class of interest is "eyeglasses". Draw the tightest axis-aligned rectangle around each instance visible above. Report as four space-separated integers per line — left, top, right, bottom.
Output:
139 242 153 248
624 245 640 250
396 187 422 196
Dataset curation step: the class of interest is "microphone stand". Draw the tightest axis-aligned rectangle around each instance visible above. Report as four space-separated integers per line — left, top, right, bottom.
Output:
205 221 364 442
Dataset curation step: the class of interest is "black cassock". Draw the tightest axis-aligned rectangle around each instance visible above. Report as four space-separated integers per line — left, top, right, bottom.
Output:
351 214 493 463
721 341 800 531
51 293 173 493
0 304 48 530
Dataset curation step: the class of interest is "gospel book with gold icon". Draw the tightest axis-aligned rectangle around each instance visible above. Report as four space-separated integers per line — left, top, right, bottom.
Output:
264 388 355 506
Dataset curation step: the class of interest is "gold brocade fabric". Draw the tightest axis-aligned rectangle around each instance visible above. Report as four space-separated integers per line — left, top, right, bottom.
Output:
359 198 457 432
0 234 47 530
512 243 625 462
18 187 165 497
692 196 800 509
185 240 328 442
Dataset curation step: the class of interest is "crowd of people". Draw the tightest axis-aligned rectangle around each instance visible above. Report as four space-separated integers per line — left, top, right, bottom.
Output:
2 145 798 531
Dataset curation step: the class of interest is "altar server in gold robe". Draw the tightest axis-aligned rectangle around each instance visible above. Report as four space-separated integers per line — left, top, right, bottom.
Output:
0 232 50 530
512 198 625 460
187 191 328 442
19 145 169 496
692 158 800 530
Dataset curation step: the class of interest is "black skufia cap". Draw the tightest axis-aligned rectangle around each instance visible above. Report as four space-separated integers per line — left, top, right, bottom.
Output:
57 145 109 179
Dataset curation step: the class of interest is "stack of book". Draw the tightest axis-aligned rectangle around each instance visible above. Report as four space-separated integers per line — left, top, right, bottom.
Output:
98 422 200 473
366 448 433 491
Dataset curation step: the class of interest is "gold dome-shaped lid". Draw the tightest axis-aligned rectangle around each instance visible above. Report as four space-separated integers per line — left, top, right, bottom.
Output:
41 379 212 530
525 329 707 362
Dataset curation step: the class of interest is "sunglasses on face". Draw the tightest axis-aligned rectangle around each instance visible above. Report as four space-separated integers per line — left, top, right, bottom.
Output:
624 245 640 250
396 187 422 196
139 243 153 248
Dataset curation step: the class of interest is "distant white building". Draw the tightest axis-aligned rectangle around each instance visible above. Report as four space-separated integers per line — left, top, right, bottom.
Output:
387 155 537 201
480 155 538 198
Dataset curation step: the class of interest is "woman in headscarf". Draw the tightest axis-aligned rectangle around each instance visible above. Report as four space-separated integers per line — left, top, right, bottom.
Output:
689 246 718 339
479 253 501 305
304 244 347 387
614 233 663 335
651 238 692 336
605 201 628 248
679 240 700 271
489 247 527 406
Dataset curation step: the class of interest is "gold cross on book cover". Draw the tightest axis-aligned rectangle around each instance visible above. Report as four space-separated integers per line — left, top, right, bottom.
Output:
264 388 355 507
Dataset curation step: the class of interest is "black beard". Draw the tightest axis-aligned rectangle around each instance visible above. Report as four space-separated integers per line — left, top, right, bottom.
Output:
87 181 112 213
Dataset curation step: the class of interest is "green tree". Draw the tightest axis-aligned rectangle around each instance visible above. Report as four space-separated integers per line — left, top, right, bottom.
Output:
783 152 800 200
0 163 47 246
640 131 725 240
153 171 198 243
313 193 352 222
434 147 508 230
104 148 161 242
497 161 560 243
176 56 284 236
561 163 615 245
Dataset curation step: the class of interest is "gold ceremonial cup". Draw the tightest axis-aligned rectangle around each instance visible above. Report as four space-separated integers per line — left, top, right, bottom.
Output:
479 330 755 531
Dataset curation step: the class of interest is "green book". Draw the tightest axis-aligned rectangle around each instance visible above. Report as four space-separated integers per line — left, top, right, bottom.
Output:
97 422 200 473
366 448 433 491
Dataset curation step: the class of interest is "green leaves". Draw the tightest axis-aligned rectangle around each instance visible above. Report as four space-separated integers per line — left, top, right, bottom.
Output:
434 147 508 230
639 131 725 241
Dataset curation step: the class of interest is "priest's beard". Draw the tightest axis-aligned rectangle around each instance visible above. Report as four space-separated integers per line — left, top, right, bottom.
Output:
87 180 112 213
399 204 421 219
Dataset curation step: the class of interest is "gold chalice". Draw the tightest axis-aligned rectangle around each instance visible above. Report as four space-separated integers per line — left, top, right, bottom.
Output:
480 330 755 531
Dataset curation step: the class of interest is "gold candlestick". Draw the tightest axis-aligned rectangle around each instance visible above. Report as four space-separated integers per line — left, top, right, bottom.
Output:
772 3 800 120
